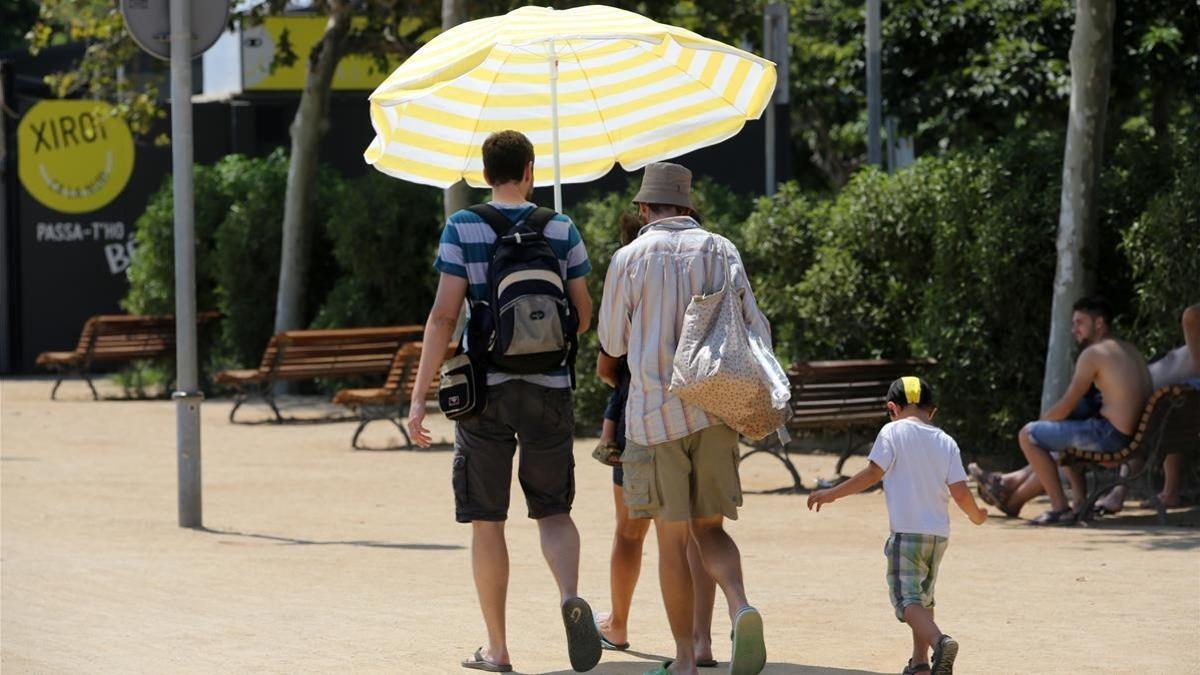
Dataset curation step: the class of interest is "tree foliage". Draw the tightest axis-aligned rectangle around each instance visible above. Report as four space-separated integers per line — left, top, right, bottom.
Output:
783 0 1199 188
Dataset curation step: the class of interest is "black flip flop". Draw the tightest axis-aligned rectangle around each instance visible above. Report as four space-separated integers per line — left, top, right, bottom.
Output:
562 597 602 672
903 660 931 674
598 632 629 651
697 657 718 667
932 635 958 674
462 647 512 672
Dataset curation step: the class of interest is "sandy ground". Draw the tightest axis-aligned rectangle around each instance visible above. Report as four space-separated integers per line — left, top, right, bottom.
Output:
2 376 1199 675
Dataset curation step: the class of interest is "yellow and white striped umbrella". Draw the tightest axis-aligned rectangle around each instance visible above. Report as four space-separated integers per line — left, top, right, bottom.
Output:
364 4 776 209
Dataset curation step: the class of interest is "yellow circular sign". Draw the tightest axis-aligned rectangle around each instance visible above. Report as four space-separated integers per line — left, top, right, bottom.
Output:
17 100 135 214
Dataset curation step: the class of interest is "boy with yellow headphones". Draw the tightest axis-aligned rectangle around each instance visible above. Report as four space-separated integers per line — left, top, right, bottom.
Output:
807 377 987 674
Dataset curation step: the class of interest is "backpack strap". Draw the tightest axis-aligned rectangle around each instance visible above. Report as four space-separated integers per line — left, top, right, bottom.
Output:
468 204 558 236
467 204 513 237
524 207 557 234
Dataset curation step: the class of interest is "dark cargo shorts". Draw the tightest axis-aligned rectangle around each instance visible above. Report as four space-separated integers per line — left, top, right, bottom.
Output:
451 380 576 523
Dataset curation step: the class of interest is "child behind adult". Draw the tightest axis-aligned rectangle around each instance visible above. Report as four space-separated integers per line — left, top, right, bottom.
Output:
807 377 987 675
593 211 721 667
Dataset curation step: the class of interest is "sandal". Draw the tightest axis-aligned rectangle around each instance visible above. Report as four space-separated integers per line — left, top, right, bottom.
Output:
561 597 602 672
730 606 766 675
985 479 1021 518
644 661 673 675
462 647 512 672
931 635 958 674
1028 507 1076 526
593 612 630 651
592 440 622 467
903 659 932 674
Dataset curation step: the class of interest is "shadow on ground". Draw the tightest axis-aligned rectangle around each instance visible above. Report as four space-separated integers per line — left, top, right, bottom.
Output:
199 527 463 551
352 441 454 453
536 664 886 675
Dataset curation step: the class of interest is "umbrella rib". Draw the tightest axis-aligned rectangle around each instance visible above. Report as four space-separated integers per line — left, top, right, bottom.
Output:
558 39 620 175
462 46 511 182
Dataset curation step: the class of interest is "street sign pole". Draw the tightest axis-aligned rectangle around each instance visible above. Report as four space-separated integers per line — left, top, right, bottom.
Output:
170 0 202 528
122 0 226 529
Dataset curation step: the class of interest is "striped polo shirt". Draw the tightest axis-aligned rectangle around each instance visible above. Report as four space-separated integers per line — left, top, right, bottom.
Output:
435 200 590 389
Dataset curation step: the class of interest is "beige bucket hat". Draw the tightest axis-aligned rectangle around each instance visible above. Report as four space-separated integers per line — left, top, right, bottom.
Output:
632 162 694 210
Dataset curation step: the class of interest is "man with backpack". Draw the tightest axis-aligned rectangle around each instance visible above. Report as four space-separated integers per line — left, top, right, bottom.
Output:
407 130 598 673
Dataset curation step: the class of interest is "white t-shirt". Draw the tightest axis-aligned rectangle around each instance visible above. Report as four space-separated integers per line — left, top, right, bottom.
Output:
867 417 968 538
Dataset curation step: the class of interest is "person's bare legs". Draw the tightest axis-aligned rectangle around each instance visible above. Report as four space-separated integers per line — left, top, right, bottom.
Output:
1064 464 1088 513
656 518 699 673
910 608 934 665
599 485 651 647
1159 453 1185 507
537 513 582 603
472 520 511 666
904 606 942 665
1019 424 1071 513
998 465 1034 492
1002 471 1045 515
689 515 750 622
688 534 717 663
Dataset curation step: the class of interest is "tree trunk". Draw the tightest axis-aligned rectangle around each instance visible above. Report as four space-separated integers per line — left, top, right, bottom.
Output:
442 0 471 221
274 2 353 337
1041 0 1115 412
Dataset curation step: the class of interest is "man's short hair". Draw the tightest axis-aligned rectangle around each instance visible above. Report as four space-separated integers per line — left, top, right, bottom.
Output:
640 203 700 223
1072 295 1112 324
482 130 534 185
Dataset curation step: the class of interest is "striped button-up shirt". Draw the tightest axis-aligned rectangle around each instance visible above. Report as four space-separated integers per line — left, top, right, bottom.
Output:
598 216 771 446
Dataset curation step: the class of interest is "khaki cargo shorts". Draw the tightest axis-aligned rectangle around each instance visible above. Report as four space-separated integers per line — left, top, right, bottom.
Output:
620 424 743 522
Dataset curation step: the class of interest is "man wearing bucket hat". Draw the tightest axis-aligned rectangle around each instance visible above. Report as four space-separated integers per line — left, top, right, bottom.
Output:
598 162 772 675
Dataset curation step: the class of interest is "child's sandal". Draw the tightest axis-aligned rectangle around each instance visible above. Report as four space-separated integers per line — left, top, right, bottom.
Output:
591 440 622 467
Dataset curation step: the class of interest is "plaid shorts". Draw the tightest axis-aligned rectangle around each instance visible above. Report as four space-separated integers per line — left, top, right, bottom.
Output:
884 532 948 622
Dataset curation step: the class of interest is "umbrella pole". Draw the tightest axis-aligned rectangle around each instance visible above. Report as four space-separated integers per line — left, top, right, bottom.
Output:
547 38 563 212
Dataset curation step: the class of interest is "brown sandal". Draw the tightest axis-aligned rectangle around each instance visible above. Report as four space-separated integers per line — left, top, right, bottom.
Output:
591 440 622 467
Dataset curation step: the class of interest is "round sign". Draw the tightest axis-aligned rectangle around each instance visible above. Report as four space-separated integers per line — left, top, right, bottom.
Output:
120 0 230 61
17 100 136 214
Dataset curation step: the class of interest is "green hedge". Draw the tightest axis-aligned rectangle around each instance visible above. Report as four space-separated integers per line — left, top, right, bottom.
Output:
1121 124 1200 356
312 172 443 330
123 151 442 385
727 125 1196 459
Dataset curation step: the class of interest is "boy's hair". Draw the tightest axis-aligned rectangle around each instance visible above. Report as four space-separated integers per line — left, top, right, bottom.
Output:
886 376 935 410
1072 295 1112 324
482 130 534 185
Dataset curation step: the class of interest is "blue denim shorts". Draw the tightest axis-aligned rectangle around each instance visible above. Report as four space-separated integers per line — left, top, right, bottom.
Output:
1026 416 1130 455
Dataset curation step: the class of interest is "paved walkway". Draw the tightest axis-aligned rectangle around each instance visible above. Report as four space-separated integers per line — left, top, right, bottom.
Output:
3 377 1198 673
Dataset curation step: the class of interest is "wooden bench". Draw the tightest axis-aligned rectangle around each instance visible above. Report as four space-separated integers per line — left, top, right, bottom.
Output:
214 326 423 423
742 358 936 491
332 341 455 450
36 312 219 400
1060 382 1200 524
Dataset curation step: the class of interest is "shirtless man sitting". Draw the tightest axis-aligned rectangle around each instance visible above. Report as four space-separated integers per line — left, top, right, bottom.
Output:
1089 302 1200 512
1021 296 1152 525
